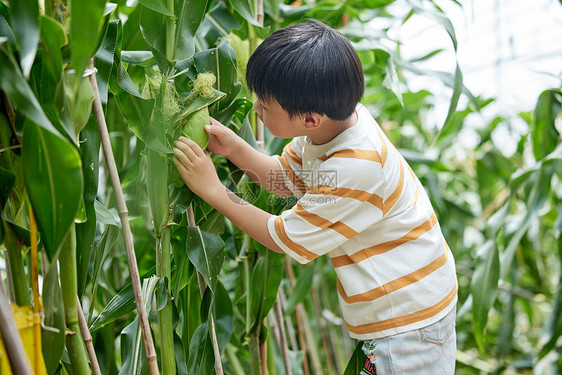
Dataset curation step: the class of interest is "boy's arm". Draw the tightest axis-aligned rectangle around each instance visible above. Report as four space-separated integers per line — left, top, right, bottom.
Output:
173 137 284 253
206 118 293 198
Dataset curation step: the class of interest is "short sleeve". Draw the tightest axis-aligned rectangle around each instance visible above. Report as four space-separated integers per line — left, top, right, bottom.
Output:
273 137 307 198
267 164 385 264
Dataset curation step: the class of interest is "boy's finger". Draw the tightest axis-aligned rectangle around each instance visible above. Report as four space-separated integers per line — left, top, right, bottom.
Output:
177 136 204 156
173 157 189 176
173 148 193 165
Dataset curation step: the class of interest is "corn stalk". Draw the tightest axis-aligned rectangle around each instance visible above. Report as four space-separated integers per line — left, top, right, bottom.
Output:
58 223 90 375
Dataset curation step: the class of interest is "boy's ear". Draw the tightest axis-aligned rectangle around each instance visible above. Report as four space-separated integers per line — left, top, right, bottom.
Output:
303 113 323 129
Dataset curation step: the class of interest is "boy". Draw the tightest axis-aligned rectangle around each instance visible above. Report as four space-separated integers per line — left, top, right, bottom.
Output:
173 20 457 374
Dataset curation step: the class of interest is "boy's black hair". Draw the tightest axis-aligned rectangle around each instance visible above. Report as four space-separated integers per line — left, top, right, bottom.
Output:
246 20 364 121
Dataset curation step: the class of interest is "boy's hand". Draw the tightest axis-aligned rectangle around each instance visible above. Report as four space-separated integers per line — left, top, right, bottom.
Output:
205 117 241 157
173 137 222 199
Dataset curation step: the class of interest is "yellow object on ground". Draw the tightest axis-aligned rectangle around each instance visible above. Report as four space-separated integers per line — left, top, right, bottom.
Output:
0 304 47 374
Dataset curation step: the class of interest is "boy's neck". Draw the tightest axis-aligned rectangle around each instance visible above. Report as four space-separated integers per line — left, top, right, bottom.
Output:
306 110 358 145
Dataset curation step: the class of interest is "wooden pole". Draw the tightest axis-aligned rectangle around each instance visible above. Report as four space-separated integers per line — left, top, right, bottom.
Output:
76 296 102 375
86 60 159 375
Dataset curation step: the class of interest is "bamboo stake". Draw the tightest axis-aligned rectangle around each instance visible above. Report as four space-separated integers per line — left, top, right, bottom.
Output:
285 259 309 375
188 206 224 375
76 296 102 375
285 259 323 374
279 287 298 351
259 338 267 374
311 287 335 375
86 60 159 375
0 282 32 374
274 293 293 375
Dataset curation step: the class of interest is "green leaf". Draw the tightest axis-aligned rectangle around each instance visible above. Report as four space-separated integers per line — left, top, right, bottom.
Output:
285 263 315 315
118 318 147 375
118 277 159 375
175 0 209 60
76 115 101 296
89 225 120 318
186 227 225 293
41 251 65 375
139 5 166 57
90 284 135 332
537 218 562 360
471 240 499 352
61 70 95 141
70 0 106 78
250 251 284 327
0 38 59 135
94 200 120 226
171 226 195 297
194 39 240 112
22 121 83 259
226 0 261 26
343 342 365 375
532 89 561 161
90 270 157 332
410 3 457 51
437 64 463 139
200 281 233 353
0 12 17 51
39 15 66 81
93 19 119 104
138 0 174 16
186 323 215 375
9 0 39 78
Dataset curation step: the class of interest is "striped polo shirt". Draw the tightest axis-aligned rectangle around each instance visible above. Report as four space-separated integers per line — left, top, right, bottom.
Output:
267 104 458 340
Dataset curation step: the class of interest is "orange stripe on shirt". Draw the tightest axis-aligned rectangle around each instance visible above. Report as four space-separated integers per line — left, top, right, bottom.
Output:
375 127 388 166
345 283 458 335
307 185 383 211
294 204 358 239
274 217 317 261
284 143 302 166
317 149 383 164
337 250 449 304
331 213 438 267
383 161 405 215
278 154 307 195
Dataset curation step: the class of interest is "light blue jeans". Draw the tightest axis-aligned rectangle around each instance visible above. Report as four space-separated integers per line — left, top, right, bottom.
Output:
361 308 456 374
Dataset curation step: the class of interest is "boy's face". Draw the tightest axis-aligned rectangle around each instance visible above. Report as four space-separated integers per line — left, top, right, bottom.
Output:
253 98 306 139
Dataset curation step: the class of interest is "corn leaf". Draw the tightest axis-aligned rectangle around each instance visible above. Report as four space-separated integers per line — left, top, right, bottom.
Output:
175 0 209 60
70 0 106 78
225 0 261 26
41 251 65 375
0 38 58 135
186 322 215 375
471 240 499 352
8 0 39 78
22 120 83 259
285 262 315 315
89 266 156 331
185 227 225 293
118 277 159 375
194 39 240 112
76 115 101 297
532 89 561 161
